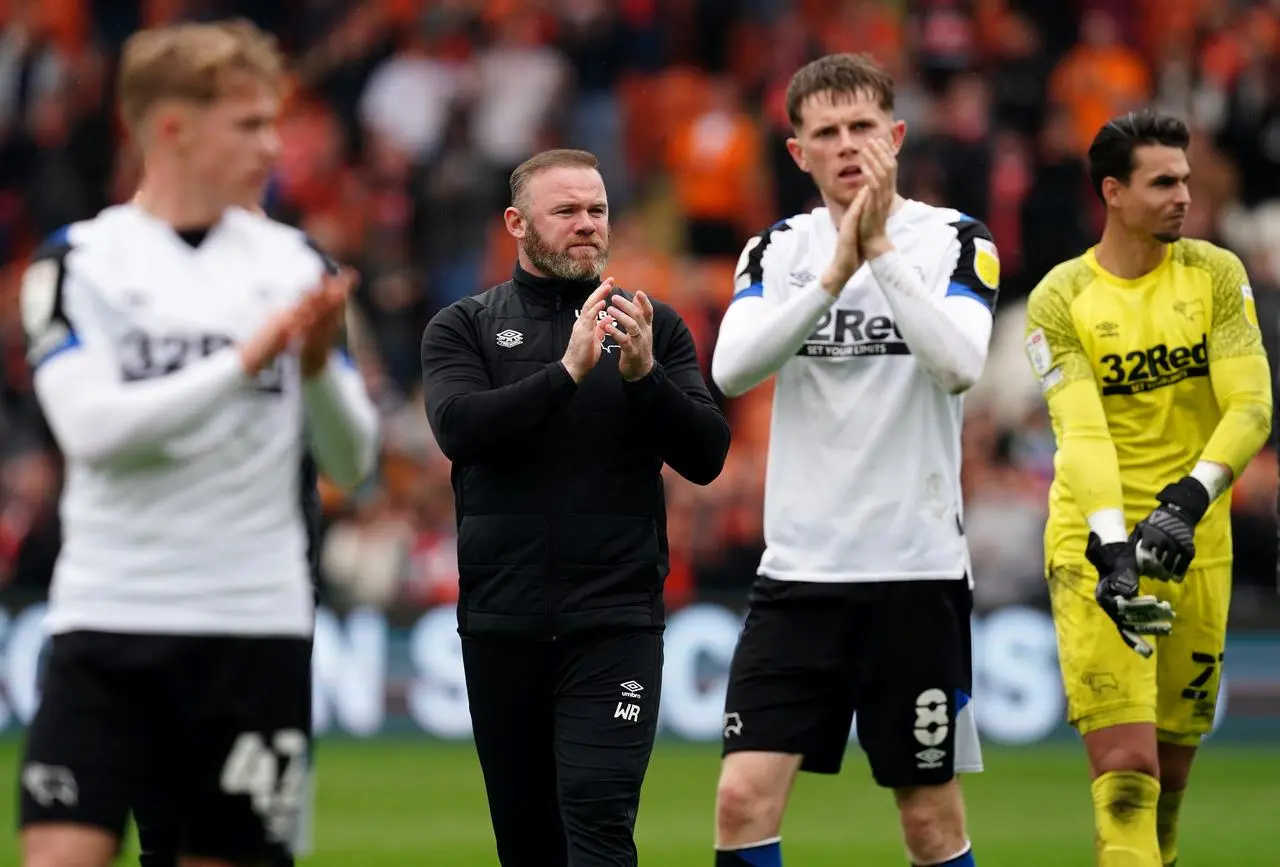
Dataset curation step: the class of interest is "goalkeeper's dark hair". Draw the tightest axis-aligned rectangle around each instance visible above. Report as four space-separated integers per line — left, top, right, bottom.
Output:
1087 110 1190 202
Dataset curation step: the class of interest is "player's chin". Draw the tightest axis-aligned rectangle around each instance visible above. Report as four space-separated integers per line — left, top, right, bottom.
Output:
1152 230 1182 244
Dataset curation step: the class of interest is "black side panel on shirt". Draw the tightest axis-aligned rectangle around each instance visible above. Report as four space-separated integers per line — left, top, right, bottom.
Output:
304 236 340 276
298 453 323 598
945 219 1000 311
736 221 793 288
21 228 76 367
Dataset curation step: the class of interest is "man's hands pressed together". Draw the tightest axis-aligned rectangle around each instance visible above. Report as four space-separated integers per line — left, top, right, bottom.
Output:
822 187 870 297
238 266 357 379
819 135 899 299
857 136 898 260
605 290 655 382
561 278 614 383
559 277 658 384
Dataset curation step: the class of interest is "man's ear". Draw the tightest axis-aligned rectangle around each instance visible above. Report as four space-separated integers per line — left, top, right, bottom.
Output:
786 137 810 174
890 119 907 154
503 206 525 240
1101 177 1124 209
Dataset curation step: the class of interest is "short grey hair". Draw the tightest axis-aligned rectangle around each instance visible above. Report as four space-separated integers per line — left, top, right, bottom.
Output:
509 148 599 210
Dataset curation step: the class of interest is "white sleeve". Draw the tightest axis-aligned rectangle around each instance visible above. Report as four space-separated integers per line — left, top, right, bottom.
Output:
711 224 837 397
23 248 248 468
302 351 380 490
867 219 1001 394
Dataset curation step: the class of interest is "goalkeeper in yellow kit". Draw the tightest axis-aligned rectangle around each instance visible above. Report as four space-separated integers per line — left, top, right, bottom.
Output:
1024 110 1272 867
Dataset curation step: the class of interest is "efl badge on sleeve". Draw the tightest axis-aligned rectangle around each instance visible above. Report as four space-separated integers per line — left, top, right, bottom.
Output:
973 238 1000 290
1025 327 1052 376
1241 283 1259 328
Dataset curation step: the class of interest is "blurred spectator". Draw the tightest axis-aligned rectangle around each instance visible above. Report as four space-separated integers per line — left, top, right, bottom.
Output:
1049 8 1151 155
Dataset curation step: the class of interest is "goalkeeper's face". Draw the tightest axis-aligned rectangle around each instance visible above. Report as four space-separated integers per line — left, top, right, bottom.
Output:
786 90 906 208
1116 145 1191 244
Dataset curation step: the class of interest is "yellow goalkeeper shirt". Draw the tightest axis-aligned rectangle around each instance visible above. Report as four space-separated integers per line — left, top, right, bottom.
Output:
1025 239 1272 570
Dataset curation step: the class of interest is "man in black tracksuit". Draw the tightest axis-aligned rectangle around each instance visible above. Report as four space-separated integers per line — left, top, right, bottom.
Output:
420 148 731 867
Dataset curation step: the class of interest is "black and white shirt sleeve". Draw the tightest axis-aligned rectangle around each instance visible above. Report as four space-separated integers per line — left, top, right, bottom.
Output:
22 227 250 467
297 234 381 490
711 220 841 397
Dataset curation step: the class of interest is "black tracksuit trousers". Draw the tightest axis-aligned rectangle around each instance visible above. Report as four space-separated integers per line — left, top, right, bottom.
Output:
463 628 664 867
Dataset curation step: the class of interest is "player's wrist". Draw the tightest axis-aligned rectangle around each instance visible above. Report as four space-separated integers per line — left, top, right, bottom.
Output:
819 268 851 297
861 235 893 260
559 358 587 384
1158 476 1211 524
1188 461 1232 503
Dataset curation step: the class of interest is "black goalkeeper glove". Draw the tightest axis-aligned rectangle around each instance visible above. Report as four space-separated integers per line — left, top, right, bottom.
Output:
1086 532 1174 658
1133 476 1210 582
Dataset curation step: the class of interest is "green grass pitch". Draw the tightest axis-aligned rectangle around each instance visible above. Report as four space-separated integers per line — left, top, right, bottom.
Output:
0 738 1276 865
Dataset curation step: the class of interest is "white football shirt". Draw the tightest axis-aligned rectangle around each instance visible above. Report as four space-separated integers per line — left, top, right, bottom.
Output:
21 204 379 636
712 199 1000 584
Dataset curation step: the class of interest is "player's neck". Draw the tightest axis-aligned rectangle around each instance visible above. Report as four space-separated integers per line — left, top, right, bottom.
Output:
1094 225 1168 280
826 191 905 231
133 174 229 231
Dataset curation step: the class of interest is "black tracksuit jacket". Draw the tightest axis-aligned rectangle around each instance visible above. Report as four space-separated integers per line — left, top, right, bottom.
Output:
420 264 731 638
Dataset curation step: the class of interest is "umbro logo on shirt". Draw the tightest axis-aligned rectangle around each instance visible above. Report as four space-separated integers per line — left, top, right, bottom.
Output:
496 329 523 349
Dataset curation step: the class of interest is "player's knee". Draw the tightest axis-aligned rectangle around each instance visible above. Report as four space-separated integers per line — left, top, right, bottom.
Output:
715 765 787 839
1092 743 1159 779
894 781 967 862
22 823 118 867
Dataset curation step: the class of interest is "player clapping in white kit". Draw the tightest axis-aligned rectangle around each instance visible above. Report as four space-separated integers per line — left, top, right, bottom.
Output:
17 20 378 867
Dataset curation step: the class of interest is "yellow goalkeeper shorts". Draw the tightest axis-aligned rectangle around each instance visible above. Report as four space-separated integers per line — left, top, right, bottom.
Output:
1048 561 1230 745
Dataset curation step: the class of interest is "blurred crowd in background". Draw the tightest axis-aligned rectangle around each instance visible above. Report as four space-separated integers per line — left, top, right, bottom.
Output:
0 0 1279 623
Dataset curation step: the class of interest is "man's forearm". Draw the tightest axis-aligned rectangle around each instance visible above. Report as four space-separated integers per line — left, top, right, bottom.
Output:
35 347 247 467
424 361 579 465
1048 380 1128 544
710 281 837 397
865 244 990 394
625 363 730 485
303 354 380 489
1200 354 1273 488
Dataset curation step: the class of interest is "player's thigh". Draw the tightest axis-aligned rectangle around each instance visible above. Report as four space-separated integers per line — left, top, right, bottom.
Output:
176 636 312 864
855 579 980 789
460 637 565 862
721 578 859 776
20 632 171 845
1156 564 1230 745
1048 563 1158 733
